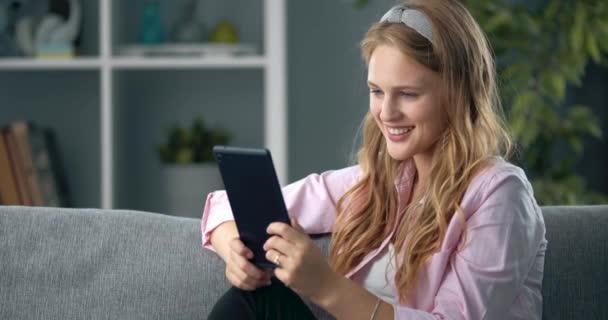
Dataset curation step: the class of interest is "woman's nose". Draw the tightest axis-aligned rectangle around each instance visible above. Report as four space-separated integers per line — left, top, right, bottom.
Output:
379 95 401 122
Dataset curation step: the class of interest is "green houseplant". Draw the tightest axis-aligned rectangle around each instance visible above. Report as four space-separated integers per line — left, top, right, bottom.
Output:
156 117 231 217
356 0 608 205
465 0 608 205
157 117 231 164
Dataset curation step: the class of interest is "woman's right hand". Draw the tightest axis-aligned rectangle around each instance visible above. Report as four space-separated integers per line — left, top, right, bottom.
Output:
224 237 272 290
210 221 272 291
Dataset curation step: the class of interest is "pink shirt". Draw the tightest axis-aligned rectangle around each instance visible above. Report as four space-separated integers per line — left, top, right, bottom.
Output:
201 157 547 319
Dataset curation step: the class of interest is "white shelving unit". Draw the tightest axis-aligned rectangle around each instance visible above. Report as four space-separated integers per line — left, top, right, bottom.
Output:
110 57 268 69
0 0 287 210
0 58 102 70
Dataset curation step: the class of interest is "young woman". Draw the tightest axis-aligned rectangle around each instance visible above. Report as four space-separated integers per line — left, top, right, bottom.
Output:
202 1 547 319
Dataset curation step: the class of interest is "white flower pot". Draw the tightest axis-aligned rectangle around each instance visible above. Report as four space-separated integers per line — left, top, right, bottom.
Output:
161 163 223 218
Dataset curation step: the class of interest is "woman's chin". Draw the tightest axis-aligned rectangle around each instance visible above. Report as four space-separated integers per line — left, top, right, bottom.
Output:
386 146 412 161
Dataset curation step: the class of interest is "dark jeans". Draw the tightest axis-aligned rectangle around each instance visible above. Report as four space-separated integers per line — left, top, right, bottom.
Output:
208 277 318 320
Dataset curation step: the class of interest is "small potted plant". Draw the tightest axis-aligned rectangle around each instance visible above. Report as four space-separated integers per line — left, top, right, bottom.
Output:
157 117 231 217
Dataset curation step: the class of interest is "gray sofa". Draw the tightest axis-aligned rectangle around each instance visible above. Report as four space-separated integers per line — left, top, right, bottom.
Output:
1 205 607 319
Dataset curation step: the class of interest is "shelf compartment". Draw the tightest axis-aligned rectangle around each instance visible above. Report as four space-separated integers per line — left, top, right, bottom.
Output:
111 0 265 57
0 71 101 208
113 69 264 214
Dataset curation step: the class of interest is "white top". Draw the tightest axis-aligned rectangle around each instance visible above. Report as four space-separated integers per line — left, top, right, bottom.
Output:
359 243 398 305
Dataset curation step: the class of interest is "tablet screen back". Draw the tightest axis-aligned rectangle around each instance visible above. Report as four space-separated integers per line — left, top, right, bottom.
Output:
213 146 290 268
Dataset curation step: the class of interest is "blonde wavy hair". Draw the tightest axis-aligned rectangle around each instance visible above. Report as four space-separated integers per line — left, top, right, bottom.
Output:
329 0 514 303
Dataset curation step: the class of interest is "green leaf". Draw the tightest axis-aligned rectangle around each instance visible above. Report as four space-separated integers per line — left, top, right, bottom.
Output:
538 104 560 130
568 105 594 126
560 57 583 86
175 148 193 164
353 0 368 9
158 117 232 164
501 62 533 91
586 32 602 63
598 26 608 52
598 20 608 38
523 15 540 36
540 72 566 101
508 91 544 147
484 11 513 33
568 136 584 155
564 104 604 139
543 0 561 20
521 122 540 148
510 90 537 114
588 122 603 139
509 116 526 141
569 3 586 53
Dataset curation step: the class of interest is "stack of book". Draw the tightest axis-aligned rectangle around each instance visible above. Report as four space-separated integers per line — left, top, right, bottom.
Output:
0 121 69 207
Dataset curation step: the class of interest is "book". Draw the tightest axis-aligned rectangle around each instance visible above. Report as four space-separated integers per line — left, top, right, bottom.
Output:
0 132 21 205
29 126 69 207
11 121 44 206
2 128 32 205
47 129 70 207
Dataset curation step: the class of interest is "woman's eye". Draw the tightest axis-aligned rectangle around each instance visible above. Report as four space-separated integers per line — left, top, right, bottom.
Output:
369 89 382 95
400 92 418 98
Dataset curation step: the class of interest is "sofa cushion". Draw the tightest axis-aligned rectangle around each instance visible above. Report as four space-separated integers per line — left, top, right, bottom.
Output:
541 205 608 320
0 206 227 319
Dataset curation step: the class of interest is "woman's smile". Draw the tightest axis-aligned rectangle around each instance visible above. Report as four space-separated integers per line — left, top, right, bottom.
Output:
385 125 415 142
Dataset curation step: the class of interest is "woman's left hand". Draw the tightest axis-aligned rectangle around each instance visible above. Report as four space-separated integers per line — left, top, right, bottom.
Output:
264 217 339 302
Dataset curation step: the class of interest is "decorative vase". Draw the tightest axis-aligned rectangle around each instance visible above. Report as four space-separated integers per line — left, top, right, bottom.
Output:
138 0 166 44
161 163 223 218
170 0 204 43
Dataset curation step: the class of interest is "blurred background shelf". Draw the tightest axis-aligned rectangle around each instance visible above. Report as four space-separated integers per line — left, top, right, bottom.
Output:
0 0 286 215
113 69 265 213
0 56 268 70
110 56 267 69
0 56 269 70
0 58 102 70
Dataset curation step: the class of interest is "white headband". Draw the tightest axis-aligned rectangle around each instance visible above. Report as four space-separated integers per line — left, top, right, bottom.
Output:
380 5 434 43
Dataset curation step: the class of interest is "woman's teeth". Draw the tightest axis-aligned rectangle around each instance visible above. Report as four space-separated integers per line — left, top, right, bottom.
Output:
387 127 414 135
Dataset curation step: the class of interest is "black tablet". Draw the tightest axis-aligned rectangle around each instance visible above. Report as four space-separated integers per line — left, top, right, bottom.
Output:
213 146 290 268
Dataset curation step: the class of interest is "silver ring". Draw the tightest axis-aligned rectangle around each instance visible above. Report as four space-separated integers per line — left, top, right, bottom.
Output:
273 254 281 267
